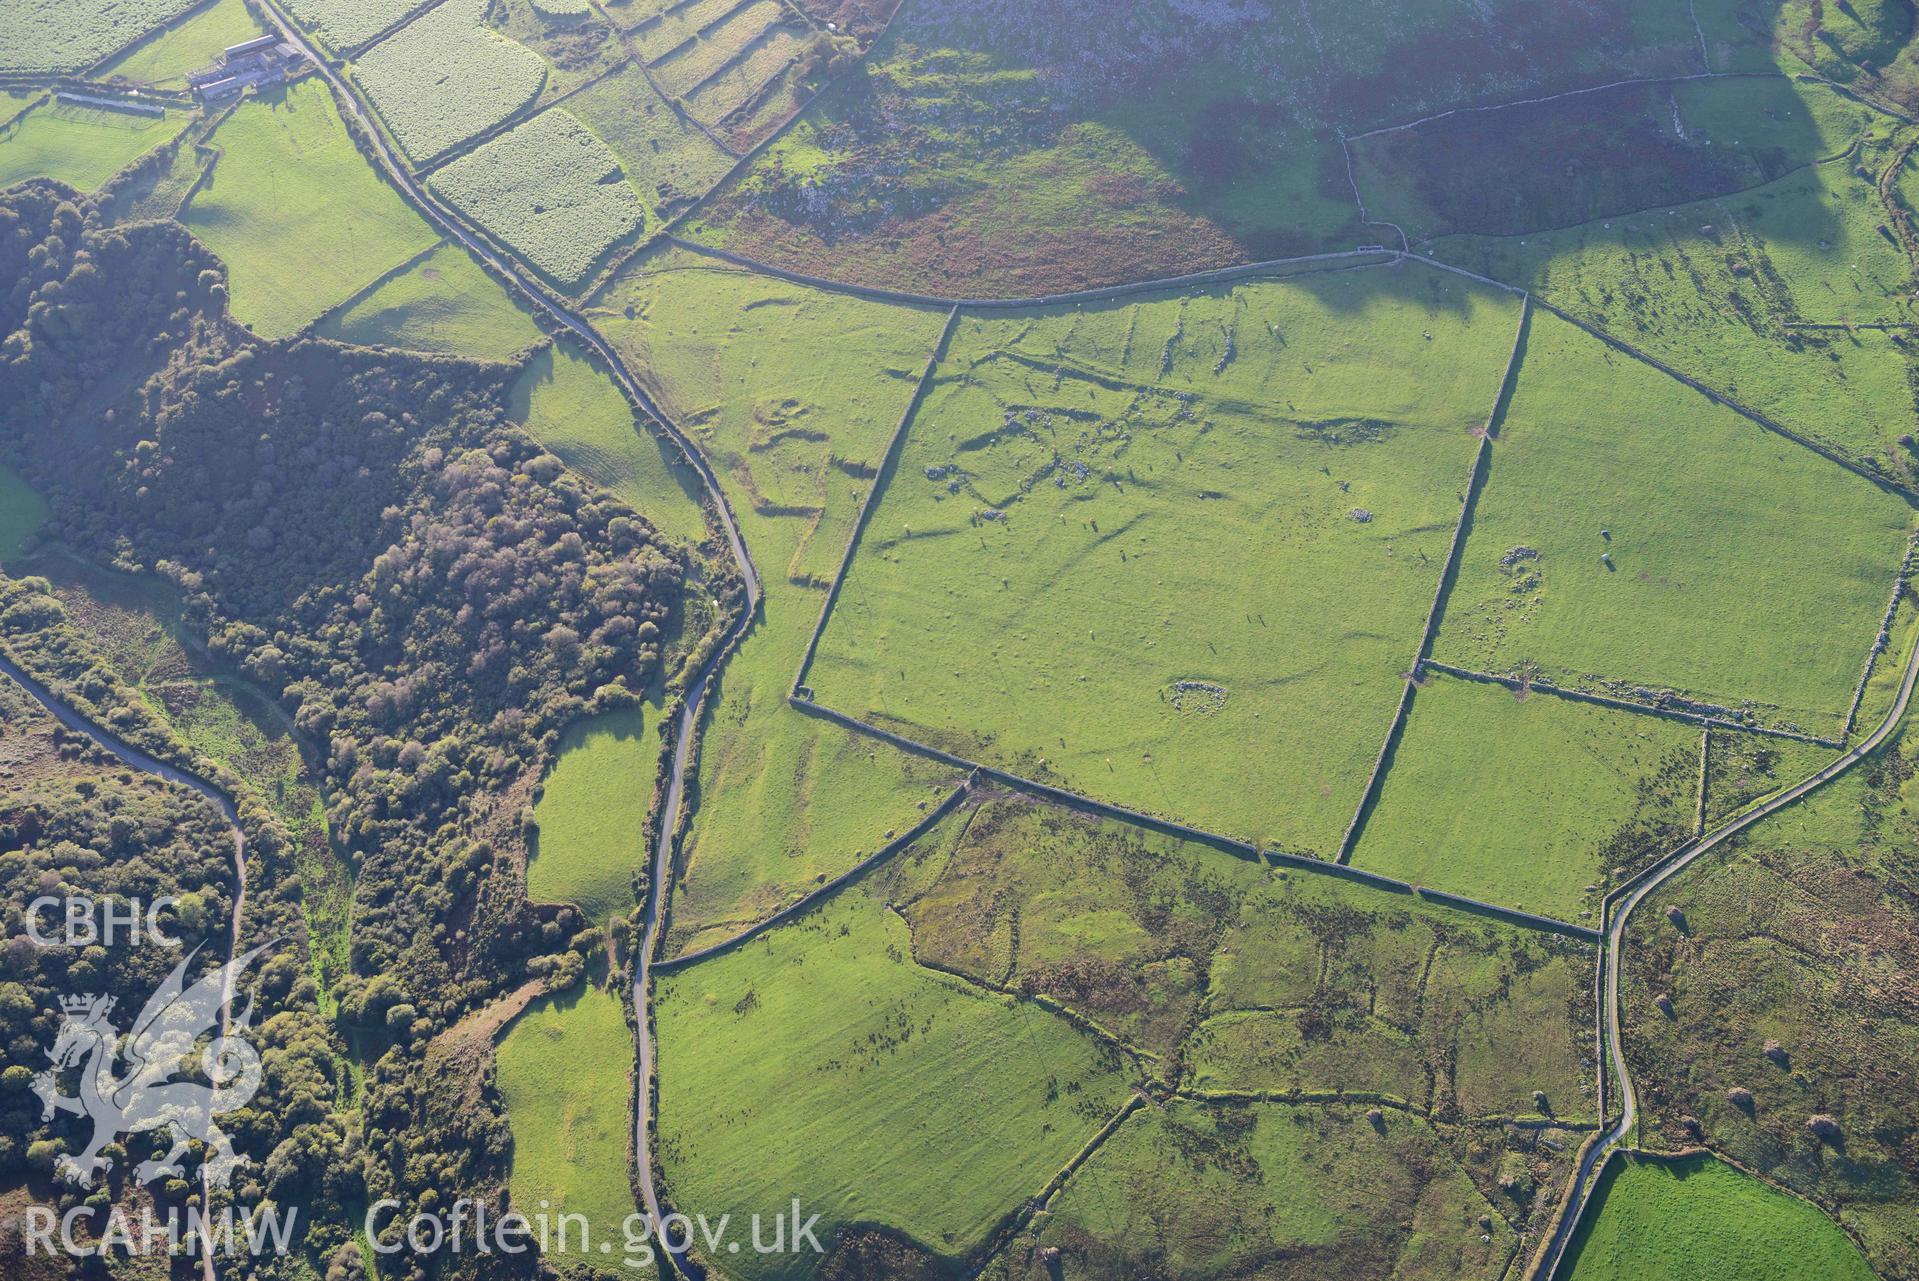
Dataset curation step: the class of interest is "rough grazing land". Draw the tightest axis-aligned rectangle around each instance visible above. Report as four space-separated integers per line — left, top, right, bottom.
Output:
1434 105 1919 481
683 0 1700 294
282 0 425 51
1563 1154 1874 1281
353 0 548 165
866 795 1597 1123
979 1101 1542 1281
184 80 438 338
564 64 738 219
1434 308 1914 741
429 108 645 289
1355 672 1701 920
1623 723 1919 1276
592 247 962 957
1352 77 1867 242
808 264 1519 855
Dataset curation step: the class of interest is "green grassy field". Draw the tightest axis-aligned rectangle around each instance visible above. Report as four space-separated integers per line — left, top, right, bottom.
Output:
655 877 1139 1277
495 979 637 1274
590 247 967 957
565 64 737 219
806 264 1519 855
980 1102 1518 1281
428 108 644 290
507 338 707 545
0 98 190 193
529 709 656 924
184 79 438 339
353 0 547 164
315 241 543 361
99 0 264 87
1564 1154 1873 1281
1354 673 1700 919
0 465 48 564
1433 307 1914 740
1623 715 1919 1273
1432 107 1919 478
0 0 202 73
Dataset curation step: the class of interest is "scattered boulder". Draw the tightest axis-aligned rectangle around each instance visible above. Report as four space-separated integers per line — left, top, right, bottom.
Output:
1664 904 1687 930
1808 1114 1843 1144
1763 1040 1789 1067
1365 1107 1385 1131
1654 993 1676 1018
1727 1085 1754 1111
1533 1089 1550 1113
1679 1114 1702 1137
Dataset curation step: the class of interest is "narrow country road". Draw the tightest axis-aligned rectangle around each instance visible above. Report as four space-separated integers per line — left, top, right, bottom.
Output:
1535 624 1919 1279
0 652 248 1281
240 13 762 1273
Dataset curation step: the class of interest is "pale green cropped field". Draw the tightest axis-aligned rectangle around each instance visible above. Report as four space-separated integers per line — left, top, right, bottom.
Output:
0 0 201 73
184 80 437 338
982 1102 1514 1281
1433 308 1913 740
807 264 1521 854
428 108 644 289
353 0 547 164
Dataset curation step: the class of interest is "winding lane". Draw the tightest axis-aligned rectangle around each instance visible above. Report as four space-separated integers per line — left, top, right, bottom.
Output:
1534 623 1919 1279
235 14 764 1271
0 652 248 1281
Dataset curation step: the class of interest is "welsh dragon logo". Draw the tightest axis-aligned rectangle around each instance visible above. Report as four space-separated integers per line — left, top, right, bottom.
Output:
32 942 273 1190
